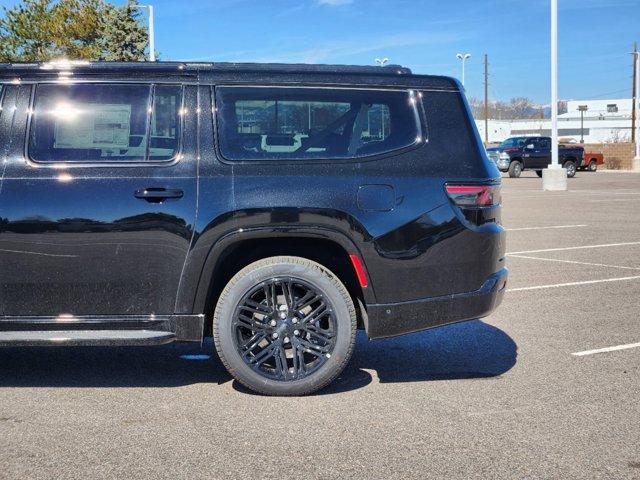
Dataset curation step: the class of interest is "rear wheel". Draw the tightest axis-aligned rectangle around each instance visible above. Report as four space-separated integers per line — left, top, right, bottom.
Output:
535 170 543 178
564 160 577 178
508 161 522 178
588 160 597 172
213 256 357 396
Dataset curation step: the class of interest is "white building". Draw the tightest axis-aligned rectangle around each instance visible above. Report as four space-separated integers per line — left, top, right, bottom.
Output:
476 98 635 144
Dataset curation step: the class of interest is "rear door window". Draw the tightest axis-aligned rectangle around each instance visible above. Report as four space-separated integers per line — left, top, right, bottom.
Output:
216 87 421 161
29 83 182 163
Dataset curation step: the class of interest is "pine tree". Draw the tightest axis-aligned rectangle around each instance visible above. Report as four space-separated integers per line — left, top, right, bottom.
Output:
0 0 151 62
98 0 149 61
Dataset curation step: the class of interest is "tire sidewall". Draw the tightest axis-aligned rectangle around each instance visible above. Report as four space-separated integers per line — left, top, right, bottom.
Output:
509 161 522 178
589 160 597 172
564 161 576 177
214 259 355 395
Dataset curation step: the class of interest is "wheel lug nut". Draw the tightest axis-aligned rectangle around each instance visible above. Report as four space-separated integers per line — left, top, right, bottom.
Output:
292 318 298 324
272 332 279 339
294 330 299 336
279 313 287 319
270 320 277 327
283 336 290 343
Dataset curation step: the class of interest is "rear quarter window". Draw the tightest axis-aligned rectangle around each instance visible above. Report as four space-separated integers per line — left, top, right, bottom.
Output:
215 86 421 161
420 90 487 176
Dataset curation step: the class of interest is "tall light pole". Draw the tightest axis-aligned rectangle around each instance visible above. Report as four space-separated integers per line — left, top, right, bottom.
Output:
542 0 567 190
456 53 471 87
633 48 640 171
550 0 558 169
134 4 155 62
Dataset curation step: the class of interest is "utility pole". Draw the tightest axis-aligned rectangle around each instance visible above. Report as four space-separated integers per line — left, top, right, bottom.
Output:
484 54 489 144
632 42 637 144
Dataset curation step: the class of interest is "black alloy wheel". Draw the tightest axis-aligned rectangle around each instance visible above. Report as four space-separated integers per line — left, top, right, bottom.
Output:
233 277 337 381
213 256 357 396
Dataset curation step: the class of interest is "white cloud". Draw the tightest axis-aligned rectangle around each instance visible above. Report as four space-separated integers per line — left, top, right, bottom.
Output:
317 0 353 5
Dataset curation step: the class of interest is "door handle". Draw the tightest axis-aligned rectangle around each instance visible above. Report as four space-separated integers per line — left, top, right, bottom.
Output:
134 187 183 203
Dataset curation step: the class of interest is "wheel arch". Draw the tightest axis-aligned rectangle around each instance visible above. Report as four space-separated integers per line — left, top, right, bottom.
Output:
190 227 374 334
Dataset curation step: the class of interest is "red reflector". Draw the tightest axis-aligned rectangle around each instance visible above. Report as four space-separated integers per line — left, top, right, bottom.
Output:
349 254 369 288
445 184 500 207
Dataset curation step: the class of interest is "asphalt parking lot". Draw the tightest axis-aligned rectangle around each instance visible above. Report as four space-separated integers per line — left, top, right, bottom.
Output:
1 171 639 479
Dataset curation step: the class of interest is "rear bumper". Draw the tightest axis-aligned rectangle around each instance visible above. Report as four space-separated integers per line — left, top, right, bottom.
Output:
364 268 508 339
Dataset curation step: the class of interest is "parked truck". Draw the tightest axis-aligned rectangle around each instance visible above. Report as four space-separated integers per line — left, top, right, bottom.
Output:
579 152 604 172
487 136 584 178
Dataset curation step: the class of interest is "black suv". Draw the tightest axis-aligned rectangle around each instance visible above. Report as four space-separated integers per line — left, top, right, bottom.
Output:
0 61 507 395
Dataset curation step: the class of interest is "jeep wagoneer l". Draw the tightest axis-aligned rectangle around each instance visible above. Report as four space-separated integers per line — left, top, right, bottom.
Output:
0 61 507 395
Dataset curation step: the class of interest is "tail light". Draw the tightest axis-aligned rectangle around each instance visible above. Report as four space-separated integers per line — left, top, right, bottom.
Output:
445 184 502 225
445 184 501 206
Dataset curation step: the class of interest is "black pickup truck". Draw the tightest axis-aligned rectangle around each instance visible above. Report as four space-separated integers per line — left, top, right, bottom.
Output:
487 136 584 178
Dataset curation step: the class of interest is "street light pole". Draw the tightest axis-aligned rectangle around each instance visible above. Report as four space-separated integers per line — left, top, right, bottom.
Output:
542 0 567 190
134 4 155 62
633 49 640 171
456 53 471 87
550 0 558 169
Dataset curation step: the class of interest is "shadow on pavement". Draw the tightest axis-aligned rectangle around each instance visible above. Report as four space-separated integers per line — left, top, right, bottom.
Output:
317 319 517 394
0 320 516 392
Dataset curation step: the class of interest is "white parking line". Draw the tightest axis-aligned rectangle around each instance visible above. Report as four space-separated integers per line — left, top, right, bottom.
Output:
509 254 640 271
572 342 640 357
507 241 640 255
507 275 640 292
506 224 587 232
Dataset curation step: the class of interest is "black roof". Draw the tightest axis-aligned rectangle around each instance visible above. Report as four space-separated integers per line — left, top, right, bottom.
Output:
0 61 459 91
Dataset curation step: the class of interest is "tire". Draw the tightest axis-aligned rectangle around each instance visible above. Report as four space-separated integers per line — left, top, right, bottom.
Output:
213 256 357 396
588 160 597 172
564 160 577 178
508 161 522 178
535 170 543 178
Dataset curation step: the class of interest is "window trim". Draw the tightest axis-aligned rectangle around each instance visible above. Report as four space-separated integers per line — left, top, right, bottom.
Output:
24 82 185 168
212 84 426 165
0 84 5 119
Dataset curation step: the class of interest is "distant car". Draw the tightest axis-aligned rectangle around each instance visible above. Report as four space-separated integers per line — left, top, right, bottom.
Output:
487 136 584 178
579 152 604 172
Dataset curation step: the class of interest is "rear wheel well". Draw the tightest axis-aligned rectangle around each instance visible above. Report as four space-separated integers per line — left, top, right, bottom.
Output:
201 237 366 334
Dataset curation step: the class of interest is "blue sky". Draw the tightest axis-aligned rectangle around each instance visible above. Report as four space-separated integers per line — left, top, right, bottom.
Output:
1 0 638 104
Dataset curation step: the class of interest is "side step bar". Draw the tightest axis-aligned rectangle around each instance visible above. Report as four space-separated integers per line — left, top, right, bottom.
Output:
0 314 205 346
0 330 176 347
